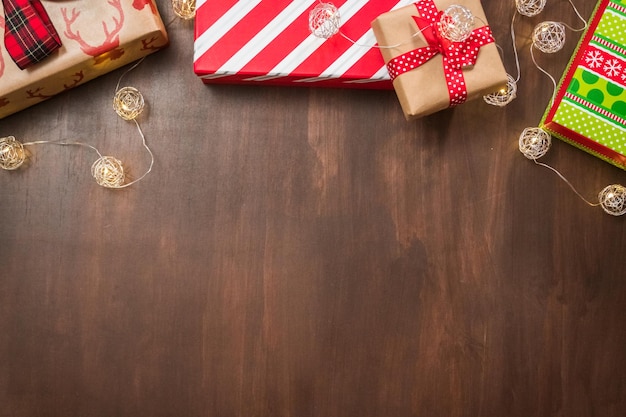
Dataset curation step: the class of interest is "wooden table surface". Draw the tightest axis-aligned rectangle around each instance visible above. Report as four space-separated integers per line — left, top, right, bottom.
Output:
1 1 625 416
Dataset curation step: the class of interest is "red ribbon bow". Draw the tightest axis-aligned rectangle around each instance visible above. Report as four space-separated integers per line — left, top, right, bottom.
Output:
2 0 63 70
386 0 495 107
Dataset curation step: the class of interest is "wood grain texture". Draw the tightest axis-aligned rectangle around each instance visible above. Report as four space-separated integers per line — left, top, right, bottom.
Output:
1 1 625 416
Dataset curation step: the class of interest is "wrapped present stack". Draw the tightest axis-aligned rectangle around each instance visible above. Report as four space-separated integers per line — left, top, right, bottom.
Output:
371 0 508 120
193 0 419 89
541 0 626 170
0 0 169 119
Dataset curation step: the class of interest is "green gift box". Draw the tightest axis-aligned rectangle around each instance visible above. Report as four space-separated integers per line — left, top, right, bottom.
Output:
541 0 626 170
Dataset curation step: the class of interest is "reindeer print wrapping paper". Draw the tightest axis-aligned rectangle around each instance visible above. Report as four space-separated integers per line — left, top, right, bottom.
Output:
0 0 168 119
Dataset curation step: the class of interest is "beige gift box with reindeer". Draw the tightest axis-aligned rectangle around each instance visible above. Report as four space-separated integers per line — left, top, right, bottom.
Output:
0 0 168 119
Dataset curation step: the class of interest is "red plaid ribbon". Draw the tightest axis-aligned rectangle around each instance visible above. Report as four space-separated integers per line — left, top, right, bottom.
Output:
386 1 494 107
2 0 62 70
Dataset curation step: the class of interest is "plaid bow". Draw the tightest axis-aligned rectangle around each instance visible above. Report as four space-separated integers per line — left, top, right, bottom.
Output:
2 0 62 70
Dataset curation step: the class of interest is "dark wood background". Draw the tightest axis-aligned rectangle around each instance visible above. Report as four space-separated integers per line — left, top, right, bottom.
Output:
1 1 625 416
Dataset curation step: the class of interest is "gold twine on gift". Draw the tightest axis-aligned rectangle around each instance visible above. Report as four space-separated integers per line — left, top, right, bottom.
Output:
0 136 26 170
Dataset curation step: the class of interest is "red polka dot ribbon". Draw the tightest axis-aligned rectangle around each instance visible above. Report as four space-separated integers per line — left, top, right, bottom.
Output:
386 0 495 107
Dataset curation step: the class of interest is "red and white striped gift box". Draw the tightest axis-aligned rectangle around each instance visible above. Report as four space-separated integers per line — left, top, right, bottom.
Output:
193 0 416 89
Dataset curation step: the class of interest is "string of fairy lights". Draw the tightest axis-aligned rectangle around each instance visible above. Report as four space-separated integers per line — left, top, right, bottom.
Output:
486 0 626 216
0 0 196 188
306 0 626 216
2 0 625 215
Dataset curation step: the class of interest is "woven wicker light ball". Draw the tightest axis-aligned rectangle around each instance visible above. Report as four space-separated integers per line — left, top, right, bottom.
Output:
172 0 196 20
309 2 341 39
438 5 475 42
532 21 566 53
484 74 518 106
91 156 125 188
0 136 26 170
516 0 546 17
519 127 551 160
113 87 145 120
598 184 626 216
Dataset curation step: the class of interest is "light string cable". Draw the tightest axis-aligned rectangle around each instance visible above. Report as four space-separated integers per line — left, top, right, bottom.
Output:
0 48 155 187
510 11 522 86
515 2 625 217
1 1 191 188
517 128 598 205
92 6 189 189
309 1 476 49
518 127 626 216
534 159 600 207
483 10 520 106
90 0 189 189
485 0 585 107
18 139 130 189
110 56 154 188
529 0 588 105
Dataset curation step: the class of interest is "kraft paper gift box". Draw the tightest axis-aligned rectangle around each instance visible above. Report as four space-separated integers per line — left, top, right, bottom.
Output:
371 0 508 120
0 0 169 119
541 0 626 170
193 0 420 89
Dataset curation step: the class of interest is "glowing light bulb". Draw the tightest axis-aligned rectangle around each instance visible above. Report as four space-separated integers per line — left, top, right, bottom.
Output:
484 74 517 106
0 136 26 170
516 0 546 17
91 156 125 188
309 2 341 39
598 184 626 216
113 87 145 120
532 21 566 53
172 0 196 20
438 5 475 42
519 127 551 159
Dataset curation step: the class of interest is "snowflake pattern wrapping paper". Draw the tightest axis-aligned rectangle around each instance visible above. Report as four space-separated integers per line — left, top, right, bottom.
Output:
542 0 626 169
0 0 168 119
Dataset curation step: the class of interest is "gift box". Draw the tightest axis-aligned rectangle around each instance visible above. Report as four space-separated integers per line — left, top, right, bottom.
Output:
193 0 418 89
0 0 168 119
371 0 508 120
541 0 626 170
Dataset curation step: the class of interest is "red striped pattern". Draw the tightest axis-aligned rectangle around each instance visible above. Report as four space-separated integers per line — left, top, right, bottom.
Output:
593 35 626 57
193 1 411 89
